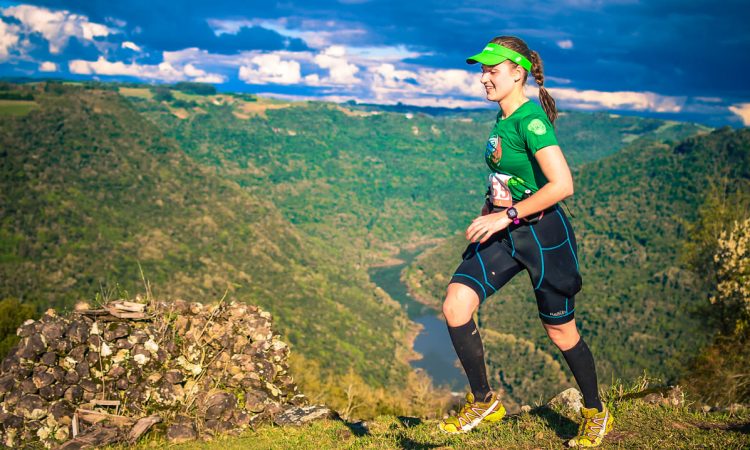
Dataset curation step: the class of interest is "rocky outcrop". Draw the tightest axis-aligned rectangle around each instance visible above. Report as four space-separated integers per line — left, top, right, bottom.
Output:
0 298 323 448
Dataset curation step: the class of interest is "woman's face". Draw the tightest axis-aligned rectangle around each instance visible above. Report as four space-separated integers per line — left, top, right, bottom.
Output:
480 61 517 102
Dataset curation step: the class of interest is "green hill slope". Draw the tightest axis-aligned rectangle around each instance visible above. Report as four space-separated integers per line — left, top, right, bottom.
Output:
403 128 750 405
0 83 413 390
126 89 707 263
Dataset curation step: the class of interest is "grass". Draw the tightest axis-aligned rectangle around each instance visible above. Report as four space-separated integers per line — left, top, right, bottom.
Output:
113 392 749 449
0 99 38 116
118 87 154 100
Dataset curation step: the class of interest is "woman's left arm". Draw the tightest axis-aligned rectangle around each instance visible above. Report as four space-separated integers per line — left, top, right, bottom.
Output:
511 144 574 219
466 145 573 243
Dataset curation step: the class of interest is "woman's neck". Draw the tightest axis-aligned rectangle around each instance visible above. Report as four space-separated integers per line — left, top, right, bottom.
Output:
499 91 529 119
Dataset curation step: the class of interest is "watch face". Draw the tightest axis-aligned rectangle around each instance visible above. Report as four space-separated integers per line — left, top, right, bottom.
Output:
507 207 518 219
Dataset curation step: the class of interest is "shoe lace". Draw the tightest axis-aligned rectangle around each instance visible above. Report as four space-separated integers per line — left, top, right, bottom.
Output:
456 398 484 425
579 414 606 440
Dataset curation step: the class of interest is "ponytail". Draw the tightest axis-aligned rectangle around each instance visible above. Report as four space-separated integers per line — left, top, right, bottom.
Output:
529 50 557 124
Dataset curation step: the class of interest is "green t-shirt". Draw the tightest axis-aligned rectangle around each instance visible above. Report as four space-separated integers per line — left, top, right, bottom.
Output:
484 100 558 200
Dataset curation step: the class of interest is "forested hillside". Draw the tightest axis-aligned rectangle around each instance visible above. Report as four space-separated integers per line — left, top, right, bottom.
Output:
0 80 731 412
126 87 707 263
0 83 415 394
404 127 750 405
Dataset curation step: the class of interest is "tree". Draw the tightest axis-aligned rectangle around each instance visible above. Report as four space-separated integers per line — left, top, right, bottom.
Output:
0 298 37 358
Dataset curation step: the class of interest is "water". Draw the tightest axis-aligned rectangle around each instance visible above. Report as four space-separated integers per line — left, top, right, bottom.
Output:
368 248 466 391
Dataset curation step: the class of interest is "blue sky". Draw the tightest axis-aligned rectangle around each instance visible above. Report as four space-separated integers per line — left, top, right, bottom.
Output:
1 0 749 126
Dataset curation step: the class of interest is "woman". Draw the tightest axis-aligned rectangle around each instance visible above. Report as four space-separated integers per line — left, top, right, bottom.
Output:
437 36 613 448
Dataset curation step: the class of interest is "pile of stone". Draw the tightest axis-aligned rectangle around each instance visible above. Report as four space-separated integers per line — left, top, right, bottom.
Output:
0 298 328 448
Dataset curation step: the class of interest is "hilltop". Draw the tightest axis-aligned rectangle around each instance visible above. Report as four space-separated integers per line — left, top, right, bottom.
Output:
0 79 738 418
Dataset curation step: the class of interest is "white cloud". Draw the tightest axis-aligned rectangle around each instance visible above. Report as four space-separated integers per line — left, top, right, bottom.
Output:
536 86 686 113
122 41 141 52
419 69 482 97
370 64 483 101
238 53 301 85
1 4 115 54
556 39 574 49
39 61 57 72
729 103 750 126
69 56 225 83
0 19 21 61
312 46 360 85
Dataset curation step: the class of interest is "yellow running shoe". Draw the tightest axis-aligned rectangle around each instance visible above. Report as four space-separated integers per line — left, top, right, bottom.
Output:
568 405 614 447
438 391 506 434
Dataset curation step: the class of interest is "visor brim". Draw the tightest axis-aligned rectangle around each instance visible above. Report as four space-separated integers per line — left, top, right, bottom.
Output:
466 52 508 65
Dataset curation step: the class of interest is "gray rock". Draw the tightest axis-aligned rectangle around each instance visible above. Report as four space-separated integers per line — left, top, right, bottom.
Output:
547 387 583 415
244 390 269 413
63 385 83 403
164 370 184 384
40 352 57 366
79 379 100 393
204 392 236 420
75 361 90 379
166 423 197 444
0 374 16 394
107 365 126 379
50 400 75 425
50 366 65 383
64 370 80 384
103 323 130 341
17 334 46 359
273 405 335 426
32 372 55 389
16 320 38 337
41 321 64 341
66 321 90 344
20 378 38 394
69 344 87 361
15 395 47 420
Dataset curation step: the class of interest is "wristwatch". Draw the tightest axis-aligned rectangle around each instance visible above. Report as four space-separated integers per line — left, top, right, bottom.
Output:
506 207 520 225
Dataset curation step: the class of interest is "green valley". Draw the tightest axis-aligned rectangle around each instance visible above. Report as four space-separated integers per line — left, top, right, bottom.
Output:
1 79 744 415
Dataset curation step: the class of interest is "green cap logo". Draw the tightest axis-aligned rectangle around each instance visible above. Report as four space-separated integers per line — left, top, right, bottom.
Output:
528 118 547 135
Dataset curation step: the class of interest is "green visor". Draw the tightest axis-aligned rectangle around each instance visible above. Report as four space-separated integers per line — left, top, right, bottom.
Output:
466 43 532 71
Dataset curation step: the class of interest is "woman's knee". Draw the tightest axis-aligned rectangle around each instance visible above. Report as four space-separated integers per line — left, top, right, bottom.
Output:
442 283 480 326
543 320 580 351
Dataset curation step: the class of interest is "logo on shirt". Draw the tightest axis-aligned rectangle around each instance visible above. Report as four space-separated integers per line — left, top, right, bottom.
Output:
486 134 502 162
527 118 547 136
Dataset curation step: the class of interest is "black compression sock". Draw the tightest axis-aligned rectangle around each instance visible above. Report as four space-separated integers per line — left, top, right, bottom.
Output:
447 318 491 401
561 337 603 411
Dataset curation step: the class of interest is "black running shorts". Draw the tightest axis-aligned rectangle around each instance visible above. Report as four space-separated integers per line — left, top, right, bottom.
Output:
449 204 582 325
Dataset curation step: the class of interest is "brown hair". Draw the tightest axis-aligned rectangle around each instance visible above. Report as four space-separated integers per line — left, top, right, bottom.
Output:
490 36 557 124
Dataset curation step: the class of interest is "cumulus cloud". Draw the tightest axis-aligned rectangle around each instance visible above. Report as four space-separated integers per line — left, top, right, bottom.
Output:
1 4 115 54
312 46 360 85
0 19 21 61
556 39 574 49
370 63 483 101
729 103 750 126
238 53 301 85
69 56 225 83
122 41 141 52
39 61 57 72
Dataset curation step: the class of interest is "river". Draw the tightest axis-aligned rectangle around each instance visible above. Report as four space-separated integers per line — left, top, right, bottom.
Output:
368 247 466 391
